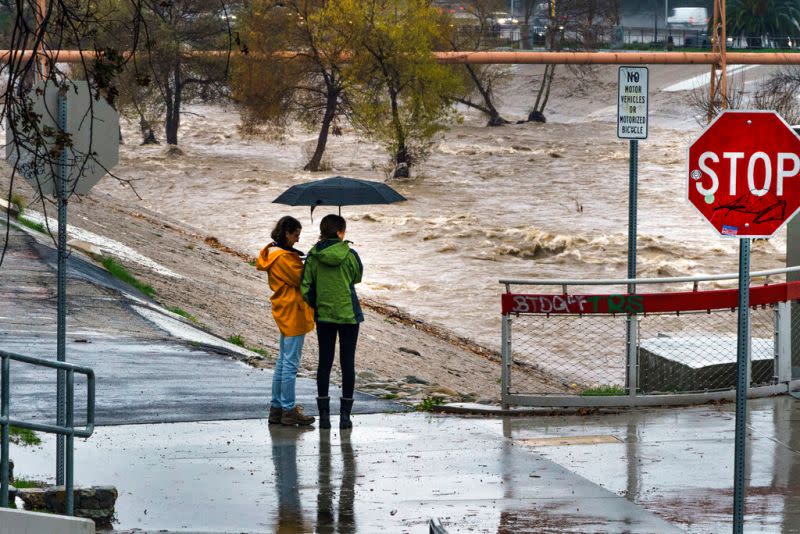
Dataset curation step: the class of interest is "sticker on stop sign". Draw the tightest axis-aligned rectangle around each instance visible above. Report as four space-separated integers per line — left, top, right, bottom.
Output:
687 110 800 238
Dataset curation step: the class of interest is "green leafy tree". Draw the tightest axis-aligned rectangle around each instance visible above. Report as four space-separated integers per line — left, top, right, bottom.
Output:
231 0 349 171
322 0 462 177
727 0 800 44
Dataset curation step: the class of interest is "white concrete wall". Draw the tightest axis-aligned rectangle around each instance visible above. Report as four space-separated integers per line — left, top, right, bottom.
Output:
0 508 94 534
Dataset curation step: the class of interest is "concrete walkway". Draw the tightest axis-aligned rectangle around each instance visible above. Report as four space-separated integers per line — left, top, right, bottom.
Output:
11 413 684 533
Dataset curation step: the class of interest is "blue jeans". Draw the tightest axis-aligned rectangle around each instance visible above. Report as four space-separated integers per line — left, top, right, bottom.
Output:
271 333 306 410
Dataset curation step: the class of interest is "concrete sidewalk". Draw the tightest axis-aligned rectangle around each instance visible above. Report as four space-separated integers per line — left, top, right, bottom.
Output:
12 398 800 533
11 412 684 533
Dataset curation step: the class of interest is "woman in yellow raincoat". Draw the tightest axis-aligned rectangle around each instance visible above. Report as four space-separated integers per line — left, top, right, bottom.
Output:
257 216 316 426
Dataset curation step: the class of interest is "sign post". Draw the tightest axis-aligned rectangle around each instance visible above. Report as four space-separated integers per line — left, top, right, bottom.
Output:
686 110 800 533
5 80 118 514
618 66 648 395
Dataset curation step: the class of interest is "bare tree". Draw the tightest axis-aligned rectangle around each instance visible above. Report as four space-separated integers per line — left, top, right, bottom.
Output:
444 0 511 126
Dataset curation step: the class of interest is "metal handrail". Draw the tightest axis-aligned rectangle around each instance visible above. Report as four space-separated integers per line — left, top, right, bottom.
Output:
500 264 800 291
0 349 95 515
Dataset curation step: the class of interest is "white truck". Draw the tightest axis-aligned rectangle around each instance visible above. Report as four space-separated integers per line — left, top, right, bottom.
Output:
667 7 709 28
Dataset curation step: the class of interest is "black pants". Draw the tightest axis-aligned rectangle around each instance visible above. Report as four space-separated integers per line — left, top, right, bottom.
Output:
316 322 359 399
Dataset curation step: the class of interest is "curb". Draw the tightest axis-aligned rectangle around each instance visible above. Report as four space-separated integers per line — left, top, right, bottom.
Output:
433 402 623 417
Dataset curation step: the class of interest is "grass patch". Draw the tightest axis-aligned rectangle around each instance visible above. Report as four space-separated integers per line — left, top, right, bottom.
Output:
580 384 626 397
381 393 398 400
12 478 46 489
227 334 270 358
100 257 155 297
17 216 46 233
227 334 245 347
167 306 197 323
249 347 270 358
10 192 26 214
415 396 445 412
9 426 41 446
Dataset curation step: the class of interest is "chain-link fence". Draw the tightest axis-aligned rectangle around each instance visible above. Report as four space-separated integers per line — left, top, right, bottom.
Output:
500 280 800 407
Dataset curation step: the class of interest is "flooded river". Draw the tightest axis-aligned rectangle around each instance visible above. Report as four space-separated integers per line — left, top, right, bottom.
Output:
100 64 787 350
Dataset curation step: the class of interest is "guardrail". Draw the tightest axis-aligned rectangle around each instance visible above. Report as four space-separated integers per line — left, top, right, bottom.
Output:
0 349 95 515
499 267 800 408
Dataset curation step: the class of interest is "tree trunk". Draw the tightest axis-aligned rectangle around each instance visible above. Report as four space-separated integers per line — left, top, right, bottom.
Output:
389 86 410 178
464 64 507 127
165 61 182 145
304 88 339 172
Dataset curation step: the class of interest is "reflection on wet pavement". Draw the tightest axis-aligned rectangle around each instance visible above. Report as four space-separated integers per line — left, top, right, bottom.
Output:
10 413 682 533
268 425 357 534
504 396 800 533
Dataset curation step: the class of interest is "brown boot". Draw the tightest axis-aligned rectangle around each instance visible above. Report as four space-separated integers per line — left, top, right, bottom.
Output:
268 405 283 425
281 405 315 426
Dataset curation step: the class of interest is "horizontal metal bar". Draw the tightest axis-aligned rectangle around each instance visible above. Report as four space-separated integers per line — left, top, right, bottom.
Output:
0 349 94 376
506 383 788 408
0 349 95 438
4 49 800 66
500 265 800 288
0 418 93 438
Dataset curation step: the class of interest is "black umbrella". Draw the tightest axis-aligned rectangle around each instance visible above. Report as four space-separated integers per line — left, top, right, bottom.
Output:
273 176 406 216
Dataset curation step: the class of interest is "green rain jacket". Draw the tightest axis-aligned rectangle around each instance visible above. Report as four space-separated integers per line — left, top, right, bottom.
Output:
301 239 364 324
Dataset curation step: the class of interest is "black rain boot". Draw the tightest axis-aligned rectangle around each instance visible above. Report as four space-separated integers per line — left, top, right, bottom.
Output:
317 396 331 429
340 397 354 429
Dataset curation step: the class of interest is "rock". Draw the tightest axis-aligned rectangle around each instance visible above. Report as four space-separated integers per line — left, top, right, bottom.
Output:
426 385 459 398
356 370 379 382
17 487 46 510
19 485 117 527
398 347 421 356
68 239 105 261
403 375 429 385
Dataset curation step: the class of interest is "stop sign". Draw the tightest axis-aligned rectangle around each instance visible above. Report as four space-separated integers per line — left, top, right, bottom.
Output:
687 110 800 238
5 80 119 197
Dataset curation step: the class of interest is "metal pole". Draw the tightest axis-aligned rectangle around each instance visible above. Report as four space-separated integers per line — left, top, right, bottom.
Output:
733 237 750 534
626 139 639 395
1 355 9 508
55 88 68 486
65 370 74 515
501 315 512 409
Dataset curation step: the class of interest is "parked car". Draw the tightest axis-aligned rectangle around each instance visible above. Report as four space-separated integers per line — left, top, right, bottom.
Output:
667 7 708 29
489 11 519 28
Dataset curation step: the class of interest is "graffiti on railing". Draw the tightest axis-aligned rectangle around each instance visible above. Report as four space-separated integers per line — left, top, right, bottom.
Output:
506 294 644 314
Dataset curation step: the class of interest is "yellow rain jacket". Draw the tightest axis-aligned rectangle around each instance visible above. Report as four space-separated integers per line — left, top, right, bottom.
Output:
256 244 315 337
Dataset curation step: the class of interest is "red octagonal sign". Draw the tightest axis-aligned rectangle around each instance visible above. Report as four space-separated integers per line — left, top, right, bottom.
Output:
687 110 800 238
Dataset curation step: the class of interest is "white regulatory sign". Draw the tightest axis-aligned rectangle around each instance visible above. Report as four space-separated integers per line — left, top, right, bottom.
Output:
617 66 648 140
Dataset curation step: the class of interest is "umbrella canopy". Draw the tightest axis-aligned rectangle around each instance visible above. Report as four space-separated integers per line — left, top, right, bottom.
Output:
273 176 406 209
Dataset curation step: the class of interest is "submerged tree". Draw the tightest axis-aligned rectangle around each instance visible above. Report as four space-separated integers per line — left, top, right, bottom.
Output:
444 0 511 126
231 0 349 171
323 0 462 177
110 0 233 146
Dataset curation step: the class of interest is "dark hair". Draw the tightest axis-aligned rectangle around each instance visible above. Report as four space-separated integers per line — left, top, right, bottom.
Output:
271 216 302 248
319 214 346 241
